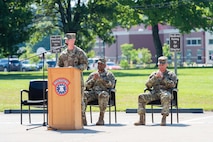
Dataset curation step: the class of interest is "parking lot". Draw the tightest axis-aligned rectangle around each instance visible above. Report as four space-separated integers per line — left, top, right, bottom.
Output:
1 111 213 142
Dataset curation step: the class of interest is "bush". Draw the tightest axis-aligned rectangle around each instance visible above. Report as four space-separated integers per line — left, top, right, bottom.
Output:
120 60 129 69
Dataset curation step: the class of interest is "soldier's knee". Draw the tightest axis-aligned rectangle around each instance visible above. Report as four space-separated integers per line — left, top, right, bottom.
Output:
99 91 109 99
138 94 146 102
161 93 172 102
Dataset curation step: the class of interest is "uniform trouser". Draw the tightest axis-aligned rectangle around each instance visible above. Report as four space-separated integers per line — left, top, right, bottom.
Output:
81 87 85 117
137 90 173 116
83 90 109 114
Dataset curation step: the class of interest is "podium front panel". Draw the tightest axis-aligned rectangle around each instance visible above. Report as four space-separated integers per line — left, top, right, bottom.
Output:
48 67 83 130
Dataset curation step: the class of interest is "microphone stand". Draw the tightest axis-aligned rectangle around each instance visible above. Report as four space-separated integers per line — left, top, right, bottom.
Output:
42 52 46 127
25 51 47 131
25 45 66 131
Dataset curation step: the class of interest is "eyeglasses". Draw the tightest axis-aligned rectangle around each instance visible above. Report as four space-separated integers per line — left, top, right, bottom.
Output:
158 62 166 65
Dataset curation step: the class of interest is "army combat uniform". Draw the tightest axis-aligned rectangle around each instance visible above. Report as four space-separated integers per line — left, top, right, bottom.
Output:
57 45 88 123
137 69 177 119
84 70 115 125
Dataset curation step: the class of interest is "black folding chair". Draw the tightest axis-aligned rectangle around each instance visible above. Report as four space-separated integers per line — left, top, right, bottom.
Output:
20 80 48 124
87 80 117 124
145 79 179 124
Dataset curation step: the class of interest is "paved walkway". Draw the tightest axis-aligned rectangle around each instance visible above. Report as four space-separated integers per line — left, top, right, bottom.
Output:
0 111 213 142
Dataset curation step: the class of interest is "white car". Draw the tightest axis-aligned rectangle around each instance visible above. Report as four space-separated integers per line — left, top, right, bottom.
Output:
87 58 99 70
21 60 38 71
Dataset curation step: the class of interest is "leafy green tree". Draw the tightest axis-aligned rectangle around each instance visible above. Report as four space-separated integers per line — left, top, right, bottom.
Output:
0 0 34 57
124 0 213 65
138 48 152 65
87 50 96 58
120 60 129 69
120 43 134 64
163 43 172 58
32 0 140 52
130 49 139 64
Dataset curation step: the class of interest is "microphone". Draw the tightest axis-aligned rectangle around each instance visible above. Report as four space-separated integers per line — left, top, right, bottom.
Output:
50 44 66 52
56 44 66 49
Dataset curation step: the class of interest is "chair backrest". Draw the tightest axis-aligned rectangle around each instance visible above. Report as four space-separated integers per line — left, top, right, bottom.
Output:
172 79 178 105
29 80 48 100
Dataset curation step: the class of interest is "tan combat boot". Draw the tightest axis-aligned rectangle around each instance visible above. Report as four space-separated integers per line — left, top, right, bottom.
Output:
134 114 145 126
160 115 167 126
82 116 87 126
96 112 104 125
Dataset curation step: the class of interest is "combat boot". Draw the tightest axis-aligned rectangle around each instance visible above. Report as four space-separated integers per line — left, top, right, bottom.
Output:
160 115 167 126
96 112 104 125
134 113 145 125
82 115 87 126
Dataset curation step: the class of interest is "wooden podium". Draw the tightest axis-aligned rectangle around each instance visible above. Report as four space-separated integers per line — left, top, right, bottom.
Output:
47 67 83 130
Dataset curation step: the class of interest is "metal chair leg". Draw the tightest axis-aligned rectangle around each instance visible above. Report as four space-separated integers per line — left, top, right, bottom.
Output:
151 105 154 123
90 106 92 123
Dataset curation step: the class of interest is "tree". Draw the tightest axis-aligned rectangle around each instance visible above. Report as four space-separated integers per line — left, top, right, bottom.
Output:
0 0 34 57
138 48 152 65
32 0 140 52
125 0 213 65
120 43 134 64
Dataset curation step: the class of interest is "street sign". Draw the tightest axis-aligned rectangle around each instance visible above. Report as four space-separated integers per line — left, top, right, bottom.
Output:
170 34 181 52
50 35 62 53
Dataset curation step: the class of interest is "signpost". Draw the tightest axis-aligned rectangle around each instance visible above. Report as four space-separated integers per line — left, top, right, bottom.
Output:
170 34 181 52
50 35 62 53
170 34 181 75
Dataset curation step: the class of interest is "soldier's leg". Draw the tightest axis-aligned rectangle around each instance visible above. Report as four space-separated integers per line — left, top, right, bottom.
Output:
160 91 173 126
96 91 109 125
83 90 97 125
134 92 158 125
82 87 87 126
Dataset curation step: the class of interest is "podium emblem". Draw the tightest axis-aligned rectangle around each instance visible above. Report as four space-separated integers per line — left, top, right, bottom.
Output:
53 78 70 96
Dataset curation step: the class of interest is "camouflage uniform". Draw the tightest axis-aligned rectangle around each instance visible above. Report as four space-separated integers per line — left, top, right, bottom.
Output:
84 70 115 119
137 69 177 116
57 45 88 121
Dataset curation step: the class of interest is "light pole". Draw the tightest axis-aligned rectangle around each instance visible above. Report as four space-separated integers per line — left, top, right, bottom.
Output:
116 35 118 64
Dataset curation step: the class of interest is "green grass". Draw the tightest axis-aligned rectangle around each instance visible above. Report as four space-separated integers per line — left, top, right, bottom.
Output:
0 67 213 112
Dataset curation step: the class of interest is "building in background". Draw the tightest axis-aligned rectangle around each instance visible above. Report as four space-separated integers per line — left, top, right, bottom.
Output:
93 24 213 66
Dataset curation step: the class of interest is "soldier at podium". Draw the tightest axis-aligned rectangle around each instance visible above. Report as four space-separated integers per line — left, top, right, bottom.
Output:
56 32 88 125
84 58 116 125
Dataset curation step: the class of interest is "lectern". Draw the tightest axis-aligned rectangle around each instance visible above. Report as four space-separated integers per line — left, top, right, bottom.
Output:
48 67 83 130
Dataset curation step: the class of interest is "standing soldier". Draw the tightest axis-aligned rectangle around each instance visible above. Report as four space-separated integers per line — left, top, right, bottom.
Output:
56 32 88 125
84 58 115 125
134 56 177 126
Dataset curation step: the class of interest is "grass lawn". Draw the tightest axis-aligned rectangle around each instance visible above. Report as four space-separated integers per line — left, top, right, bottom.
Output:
0 67 213 112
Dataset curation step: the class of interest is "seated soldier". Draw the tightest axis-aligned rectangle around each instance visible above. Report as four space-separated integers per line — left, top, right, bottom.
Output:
134 56 177 126
83 58 116 125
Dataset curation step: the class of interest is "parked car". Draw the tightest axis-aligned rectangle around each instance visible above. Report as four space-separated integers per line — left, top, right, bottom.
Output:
0 58 22 72
36 60 56 70
21 60 38 71
106 61 122 70
46 60 56 67
0 58 8 72
87 58 99 70
36 60 44 70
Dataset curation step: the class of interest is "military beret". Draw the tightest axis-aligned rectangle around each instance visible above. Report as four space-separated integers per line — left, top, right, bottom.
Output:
158 56 168 65
64 33 76 40
98 58 106 64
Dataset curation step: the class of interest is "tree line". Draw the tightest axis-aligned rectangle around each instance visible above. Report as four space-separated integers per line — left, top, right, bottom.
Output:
1 0 213 65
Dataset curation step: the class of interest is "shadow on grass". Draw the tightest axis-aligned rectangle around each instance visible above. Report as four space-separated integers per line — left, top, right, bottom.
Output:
0 72 46 80
0 70 150 80
84 70 150 77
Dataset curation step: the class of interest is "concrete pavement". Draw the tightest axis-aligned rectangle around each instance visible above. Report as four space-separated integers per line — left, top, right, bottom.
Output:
0 111 213 142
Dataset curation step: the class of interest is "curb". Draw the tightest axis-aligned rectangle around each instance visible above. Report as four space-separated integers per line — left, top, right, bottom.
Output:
126 108 204 113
